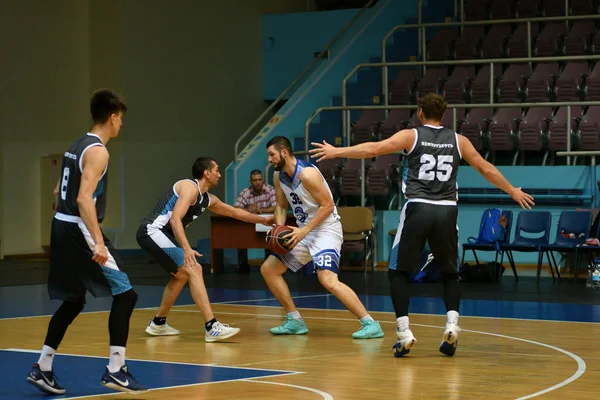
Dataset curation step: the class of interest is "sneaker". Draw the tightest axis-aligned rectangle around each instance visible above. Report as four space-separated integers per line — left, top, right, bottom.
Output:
269 315 309 335
101 365 148 393
392 329 416 357
145 320 180 336
26 363 65 395
352 320 385 339
205 321 241 342
439 323 461 357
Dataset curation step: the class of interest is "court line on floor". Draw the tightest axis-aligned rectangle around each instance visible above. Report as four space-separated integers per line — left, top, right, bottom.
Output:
214 293 332 304
242 378 333 400
4 348 301 374
0 293 329 321
5 349 305 400
171 308 587 400
210 300 600 325
2 292 600 325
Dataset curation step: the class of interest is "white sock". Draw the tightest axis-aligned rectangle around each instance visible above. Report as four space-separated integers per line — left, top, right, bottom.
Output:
396 316 409 332
38 345 56 372
108 346 126 373
288 311 303 321
360 314 375 324
447 310 459 327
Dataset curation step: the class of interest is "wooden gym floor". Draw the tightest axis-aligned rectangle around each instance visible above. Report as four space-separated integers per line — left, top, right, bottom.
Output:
1 281 599 399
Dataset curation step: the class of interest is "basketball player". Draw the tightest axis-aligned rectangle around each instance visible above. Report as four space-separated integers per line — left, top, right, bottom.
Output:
310 93 534 357
260 136 385 339
136 158 275 341
26 89 146 395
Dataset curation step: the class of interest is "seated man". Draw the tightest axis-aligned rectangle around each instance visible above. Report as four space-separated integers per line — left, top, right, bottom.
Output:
234 170 276 271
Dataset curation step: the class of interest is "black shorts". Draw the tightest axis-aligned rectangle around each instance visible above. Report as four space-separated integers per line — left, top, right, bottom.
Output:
389 201 459 274
48 216 132 302
136 224 183 274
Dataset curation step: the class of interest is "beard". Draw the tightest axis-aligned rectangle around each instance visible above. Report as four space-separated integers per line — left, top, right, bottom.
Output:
273 158 286 171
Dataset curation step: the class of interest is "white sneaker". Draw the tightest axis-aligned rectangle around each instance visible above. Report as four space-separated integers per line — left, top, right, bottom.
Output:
205 321 240 343
145 320 180 336
393 329 416 357
440 323 461 356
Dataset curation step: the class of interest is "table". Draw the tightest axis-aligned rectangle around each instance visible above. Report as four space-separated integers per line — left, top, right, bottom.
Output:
210 214 296 274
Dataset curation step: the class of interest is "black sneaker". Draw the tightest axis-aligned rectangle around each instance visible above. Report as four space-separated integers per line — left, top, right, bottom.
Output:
26 363 66 395
101 365 148 393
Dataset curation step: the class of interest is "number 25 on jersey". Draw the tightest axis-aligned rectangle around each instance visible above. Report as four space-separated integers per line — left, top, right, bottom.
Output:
418 154 453 182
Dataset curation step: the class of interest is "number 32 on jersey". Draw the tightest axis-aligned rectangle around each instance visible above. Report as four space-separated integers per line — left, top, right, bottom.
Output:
418 154 453 182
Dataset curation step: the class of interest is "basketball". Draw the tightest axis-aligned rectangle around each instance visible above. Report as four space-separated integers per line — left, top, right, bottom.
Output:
266 225 293 254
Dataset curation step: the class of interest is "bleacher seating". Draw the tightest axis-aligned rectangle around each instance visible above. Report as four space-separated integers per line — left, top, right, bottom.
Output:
302 0 600 210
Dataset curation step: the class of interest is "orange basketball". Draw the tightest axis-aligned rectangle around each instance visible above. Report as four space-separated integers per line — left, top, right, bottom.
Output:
266 225 293 254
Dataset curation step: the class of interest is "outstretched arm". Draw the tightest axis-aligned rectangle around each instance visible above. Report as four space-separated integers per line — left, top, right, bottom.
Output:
309 128 416 161
208 194 275 226
458 135 535 209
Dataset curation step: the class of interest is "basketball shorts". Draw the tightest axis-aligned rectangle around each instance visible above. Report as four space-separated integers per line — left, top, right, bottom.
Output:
136 224 184 274
272 222 342 274
48 215 133 302
389 201 459 274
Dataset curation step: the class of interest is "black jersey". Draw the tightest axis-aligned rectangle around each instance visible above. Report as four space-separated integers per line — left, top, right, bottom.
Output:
56 133 108 223
403 125 461 203
141 179 210 233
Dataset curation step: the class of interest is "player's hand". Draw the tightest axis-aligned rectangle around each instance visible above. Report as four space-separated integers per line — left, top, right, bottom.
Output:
92 243 109 266
261 215 275 226
183 248 202 269
510 187 535 210
248 204 259 213
309 140 338 163
282 226 309 250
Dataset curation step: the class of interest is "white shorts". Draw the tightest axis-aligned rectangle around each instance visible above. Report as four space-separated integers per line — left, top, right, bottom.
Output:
272 223 343 274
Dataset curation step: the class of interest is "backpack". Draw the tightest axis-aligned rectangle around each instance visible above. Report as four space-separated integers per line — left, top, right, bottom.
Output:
468 208 508 252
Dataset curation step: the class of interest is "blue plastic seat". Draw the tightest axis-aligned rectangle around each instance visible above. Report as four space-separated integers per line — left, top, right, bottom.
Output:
502 211 552 283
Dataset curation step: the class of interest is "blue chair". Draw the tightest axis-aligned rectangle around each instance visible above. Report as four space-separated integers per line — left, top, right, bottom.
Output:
541 210 592 283
502 211 552 283
460 210 516 280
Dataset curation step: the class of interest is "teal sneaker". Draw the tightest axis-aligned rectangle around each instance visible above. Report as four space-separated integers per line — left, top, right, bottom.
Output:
269 315 309 335
352 320 385 339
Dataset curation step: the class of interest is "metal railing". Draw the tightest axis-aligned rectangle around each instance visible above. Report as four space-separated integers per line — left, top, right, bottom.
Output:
556 150 600 207
343 54 600 122
305 101 600 206
233 0 377 162
378 13 600 109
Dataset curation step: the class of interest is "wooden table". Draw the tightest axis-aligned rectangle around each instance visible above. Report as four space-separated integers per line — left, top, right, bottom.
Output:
209 214 296 274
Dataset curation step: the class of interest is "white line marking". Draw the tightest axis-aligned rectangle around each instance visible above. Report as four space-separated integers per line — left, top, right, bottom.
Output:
169 309 588 399
242 378 334 400
41 373 305 400
2 292 599 325
3 348 300 374
216 294 332 304
213 300 600 325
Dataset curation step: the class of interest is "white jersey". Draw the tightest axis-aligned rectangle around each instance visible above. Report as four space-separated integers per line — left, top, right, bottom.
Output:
278 159 340 230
